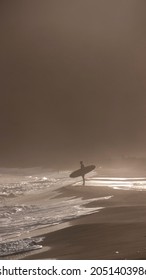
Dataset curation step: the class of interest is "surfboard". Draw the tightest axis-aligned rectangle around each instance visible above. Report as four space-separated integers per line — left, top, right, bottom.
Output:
70 165 95 178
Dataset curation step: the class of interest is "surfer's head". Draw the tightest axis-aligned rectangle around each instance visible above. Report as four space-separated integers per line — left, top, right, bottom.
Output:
80 161 83 164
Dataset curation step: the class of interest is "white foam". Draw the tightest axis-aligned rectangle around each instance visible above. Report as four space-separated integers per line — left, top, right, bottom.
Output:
0 237 44 257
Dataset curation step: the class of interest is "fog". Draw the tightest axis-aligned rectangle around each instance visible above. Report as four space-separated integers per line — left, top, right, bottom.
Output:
0 1 146 167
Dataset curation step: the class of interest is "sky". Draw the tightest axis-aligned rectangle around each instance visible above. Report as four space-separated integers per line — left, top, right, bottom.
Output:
0 0 146 168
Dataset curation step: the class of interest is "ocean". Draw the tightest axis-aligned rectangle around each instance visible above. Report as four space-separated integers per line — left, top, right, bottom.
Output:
0 167 146 257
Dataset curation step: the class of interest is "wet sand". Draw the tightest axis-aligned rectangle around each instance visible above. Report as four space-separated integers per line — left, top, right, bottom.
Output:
21 184 146 260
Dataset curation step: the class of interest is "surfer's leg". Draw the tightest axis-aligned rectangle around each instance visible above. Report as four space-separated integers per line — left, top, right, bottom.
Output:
82 175 85 186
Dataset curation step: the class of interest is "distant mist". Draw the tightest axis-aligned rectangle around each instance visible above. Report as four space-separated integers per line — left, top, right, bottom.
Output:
0 1 146 167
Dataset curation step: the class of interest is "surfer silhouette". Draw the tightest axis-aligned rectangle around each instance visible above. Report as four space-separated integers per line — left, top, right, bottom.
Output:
70 163 95 184
80 161 85 186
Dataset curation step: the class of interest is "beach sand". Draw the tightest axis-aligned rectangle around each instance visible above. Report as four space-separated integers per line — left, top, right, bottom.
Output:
18 184 146 260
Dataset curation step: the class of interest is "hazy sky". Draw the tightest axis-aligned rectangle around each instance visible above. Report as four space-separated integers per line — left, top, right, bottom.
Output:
0 0 146 167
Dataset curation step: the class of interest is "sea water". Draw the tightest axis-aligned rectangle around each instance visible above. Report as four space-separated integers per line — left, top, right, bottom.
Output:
75 177 146 190
0 167 146 257
0 167 102 257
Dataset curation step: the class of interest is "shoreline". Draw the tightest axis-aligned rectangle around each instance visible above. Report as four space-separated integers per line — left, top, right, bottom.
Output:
2 183 146 260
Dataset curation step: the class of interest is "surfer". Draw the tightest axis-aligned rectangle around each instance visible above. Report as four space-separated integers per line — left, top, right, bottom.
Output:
80 161 85 186
70 162 95 186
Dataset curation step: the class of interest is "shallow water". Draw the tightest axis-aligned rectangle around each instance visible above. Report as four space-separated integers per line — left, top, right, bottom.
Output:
75 177 146 191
